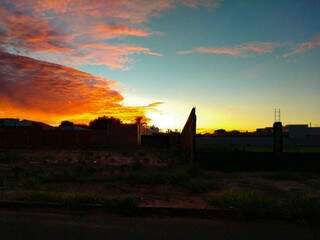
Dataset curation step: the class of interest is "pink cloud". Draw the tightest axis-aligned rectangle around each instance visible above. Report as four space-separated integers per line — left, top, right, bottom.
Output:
0 1 167 69
13 0 219 22
0 7 72 53
284 35 320 58
85 24 151 40
64 43 161 69
0 0 221 69
178 42 281 56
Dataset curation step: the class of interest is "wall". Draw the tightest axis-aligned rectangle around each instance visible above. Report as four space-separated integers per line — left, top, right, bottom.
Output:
0 124 139 148
141 134 180 148
181 108 197 161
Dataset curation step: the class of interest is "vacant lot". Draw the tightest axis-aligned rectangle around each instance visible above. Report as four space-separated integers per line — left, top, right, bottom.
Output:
1 148 320 221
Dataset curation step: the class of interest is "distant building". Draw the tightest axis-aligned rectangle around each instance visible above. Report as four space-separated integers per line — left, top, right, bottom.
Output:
256 127 273 136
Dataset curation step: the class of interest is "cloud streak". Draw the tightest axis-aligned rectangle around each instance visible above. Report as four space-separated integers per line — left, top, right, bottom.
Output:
178 42 281 57
0 51 155 124
284 35 320 58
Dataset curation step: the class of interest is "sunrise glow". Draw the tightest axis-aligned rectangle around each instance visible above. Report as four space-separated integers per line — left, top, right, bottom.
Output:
0 1 319 131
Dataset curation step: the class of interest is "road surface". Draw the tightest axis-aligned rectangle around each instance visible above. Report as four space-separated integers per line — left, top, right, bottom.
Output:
0 209 319 240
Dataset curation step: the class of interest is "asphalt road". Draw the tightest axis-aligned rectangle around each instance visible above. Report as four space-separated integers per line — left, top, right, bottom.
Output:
0 209 319 240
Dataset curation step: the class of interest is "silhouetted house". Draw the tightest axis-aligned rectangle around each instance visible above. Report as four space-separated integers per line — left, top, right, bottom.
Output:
308 127 320 137
285 124 309 139
0 118 21 127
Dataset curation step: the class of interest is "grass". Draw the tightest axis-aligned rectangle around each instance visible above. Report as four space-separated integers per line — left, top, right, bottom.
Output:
263 172 316 181
103 164 219 193
207 190 320 220
0 149 219 200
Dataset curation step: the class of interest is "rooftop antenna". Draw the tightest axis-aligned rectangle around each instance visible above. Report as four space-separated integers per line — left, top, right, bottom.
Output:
274 108 281 122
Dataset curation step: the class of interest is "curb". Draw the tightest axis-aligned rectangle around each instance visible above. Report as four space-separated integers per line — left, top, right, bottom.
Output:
0 201 237 219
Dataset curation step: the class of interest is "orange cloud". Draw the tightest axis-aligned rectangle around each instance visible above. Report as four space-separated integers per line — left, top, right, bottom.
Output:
0 51 154 125
178 42 281 56
284 35 320 58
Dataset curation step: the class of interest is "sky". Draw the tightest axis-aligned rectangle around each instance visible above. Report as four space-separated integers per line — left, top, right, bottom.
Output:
0 0 319 132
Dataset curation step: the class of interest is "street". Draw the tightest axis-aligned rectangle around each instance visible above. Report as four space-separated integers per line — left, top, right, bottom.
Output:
0 209 319 240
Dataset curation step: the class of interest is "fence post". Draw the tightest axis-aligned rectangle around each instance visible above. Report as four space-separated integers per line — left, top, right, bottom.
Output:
273 122 283 154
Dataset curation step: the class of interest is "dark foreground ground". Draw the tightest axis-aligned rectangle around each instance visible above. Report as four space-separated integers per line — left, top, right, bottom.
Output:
2 148 320 220
1 209 320 240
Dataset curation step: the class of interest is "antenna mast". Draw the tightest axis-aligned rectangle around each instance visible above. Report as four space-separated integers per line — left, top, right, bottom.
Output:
274 108 281 122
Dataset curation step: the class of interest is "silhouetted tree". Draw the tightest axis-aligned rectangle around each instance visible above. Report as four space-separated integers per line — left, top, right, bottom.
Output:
74 123 89 129
214 129 226 135
166 129 180 134
229 130 241 136
89 116 121 130
148 125 160 134
60 120 74 127
135 116 146 125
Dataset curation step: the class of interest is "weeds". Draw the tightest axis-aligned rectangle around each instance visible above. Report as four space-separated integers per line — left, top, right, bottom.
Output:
207 190 320 220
